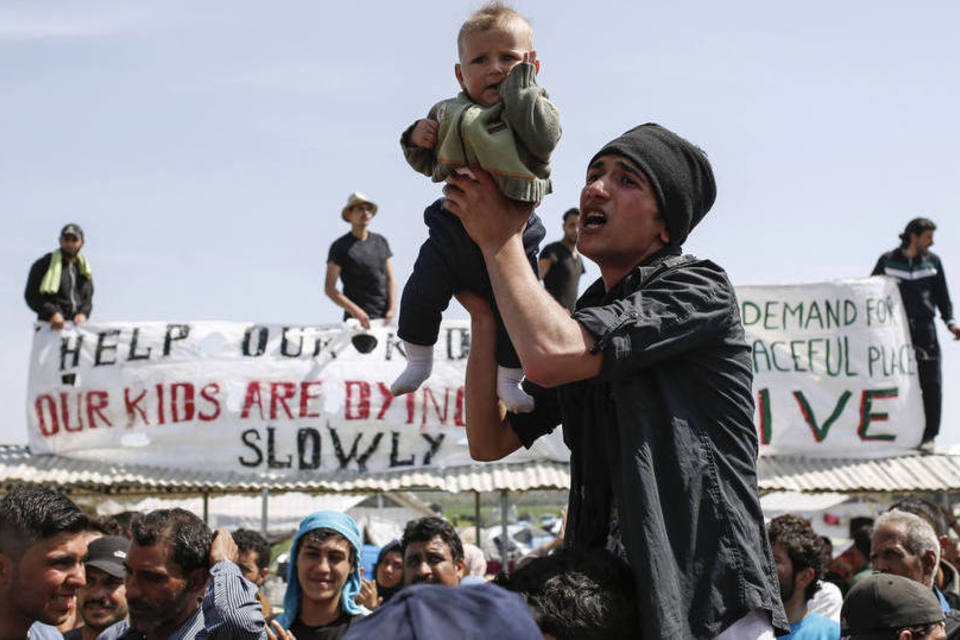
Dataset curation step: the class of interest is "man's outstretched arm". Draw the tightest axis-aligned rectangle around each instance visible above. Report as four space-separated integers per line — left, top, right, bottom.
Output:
444 172 601 387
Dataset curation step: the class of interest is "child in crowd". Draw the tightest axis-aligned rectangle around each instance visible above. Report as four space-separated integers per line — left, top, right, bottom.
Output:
391 1 561 413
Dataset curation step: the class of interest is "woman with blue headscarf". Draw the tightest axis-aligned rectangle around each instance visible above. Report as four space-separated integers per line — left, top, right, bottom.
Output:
276 511 367 640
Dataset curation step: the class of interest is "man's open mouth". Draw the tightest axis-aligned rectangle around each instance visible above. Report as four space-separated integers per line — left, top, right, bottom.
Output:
582 211 607 228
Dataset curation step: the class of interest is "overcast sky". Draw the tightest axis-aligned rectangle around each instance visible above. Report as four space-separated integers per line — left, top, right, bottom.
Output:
3 0 960 449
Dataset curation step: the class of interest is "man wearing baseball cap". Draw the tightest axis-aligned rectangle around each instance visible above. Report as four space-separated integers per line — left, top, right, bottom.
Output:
63 536 130 640
841 573 946 639
24 224 94 330
446 123 787 638
324 192 396 329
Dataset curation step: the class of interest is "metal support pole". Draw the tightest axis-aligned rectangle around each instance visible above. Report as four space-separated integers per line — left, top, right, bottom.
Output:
202 492 210 526
260 488 269 538
500 489 510 576
475 491 482 550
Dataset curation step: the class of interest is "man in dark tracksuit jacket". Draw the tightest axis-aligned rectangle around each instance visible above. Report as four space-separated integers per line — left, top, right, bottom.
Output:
872 217 960 451
449 124 788 639
24 223 93 330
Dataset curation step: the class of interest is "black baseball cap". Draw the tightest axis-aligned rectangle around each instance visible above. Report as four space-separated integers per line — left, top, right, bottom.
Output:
841 573 944 639
60 223 84 240
85 535 130 579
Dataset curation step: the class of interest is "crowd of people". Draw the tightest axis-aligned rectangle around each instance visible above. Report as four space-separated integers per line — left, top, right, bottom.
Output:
16 1 960 638
6 485 960 639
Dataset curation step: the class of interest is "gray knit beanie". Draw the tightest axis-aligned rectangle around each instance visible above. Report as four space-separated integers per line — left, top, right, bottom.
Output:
589 123 716 248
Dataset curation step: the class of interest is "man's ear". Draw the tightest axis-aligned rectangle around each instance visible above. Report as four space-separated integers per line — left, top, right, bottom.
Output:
454 63 465 89
186 567 210 597
922 549 938 582
455 558 465 580
795 566 816 592
658 222 670 246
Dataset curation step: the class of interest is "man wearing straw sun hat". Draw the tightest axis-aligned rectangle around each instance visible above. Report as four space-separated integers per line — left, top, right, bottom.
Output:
324 192 396 329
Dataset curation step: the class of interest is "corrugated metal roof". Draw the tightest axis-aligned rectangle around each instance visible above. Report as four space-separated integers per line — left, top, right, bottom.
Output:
757 453 960 494
0 445 570 496
5 445 960 496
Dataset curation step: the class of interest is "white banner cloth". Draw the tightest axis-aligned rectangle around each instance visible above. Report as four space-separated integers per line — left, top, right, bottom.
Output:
26 277 923 470
26 320 567 472
741 277 923 455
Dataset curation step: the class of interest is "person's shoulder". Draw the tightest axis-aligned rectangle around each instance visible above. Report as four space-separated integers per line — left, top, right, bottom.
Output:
27 622 64 640
651 253 733 288
540 241 562 255
802 611 840 630
328 233 355 253
97 619 133 640
29 252 54 269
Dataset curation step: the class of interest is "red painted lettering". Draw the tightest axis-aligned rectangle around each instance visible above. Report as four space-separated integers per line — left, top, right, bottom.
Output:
270 382 296 420
299 381 323 418
124 388 149 427
345 380 371 420
198 383 221 421
241 381 264 419
86 391 112 429
35 394 59 437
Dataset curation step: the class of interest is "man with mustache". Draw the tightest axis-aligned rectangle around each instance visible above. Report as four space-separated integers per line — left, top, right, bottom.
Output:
24 223 94 330
98 508 265 640
401 517 464 588
64 537 130 640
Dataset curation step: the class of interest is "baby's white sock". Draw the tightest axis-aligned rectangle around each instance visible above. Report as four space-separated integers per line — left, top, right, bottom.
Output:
497 366 535 414
390 342 435 396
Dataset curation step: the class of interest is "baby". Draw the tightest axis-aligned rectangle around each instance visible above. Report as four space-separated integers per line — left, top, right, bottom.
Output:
391 2 561 413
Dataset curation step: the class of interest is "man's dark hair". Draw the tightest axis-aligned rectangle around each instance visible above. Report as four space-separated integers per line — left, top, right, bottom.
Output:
102 511 140 539
0 486 91 557
496 548 637 640
234 528 271 570
401 517 463 564
890 496 948 538
900 217 937 246
767 514 824 601
562 207 579 223
132 508 212 575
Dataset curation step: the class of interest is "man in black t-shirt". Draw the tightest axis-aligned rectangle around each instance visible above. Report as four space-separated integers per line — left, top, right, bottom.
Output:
324 192 396 328
538 208 585 312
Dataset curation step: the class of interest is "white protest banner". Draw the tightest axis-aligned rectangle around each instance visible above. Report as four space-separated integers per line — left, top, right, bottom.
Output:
26 277 924 468
26 320 569 472
739 277 924 455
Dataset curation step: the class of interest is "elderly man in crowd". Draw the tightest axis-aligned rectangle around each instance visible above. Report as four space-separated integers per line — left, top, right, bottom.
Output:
872 509 950 612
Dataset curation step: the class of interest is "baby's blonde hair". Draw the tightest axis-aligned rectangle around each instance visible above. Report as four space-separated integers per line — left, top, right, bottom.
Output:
457 2 534 58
